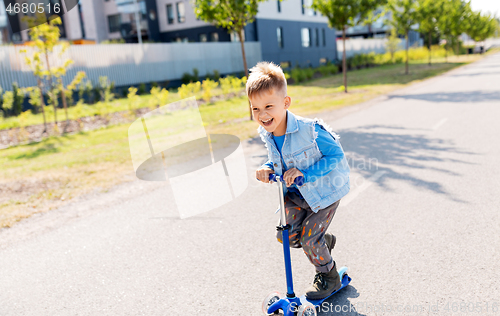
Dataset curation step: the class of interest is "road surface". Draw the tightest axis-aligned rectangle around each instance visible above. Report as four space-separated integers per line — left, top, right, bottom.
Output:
1 54 500 315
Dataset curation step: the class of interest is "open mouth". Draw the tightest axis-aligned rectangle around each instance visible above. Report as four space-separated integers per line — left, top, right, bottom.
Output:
261 118 273 127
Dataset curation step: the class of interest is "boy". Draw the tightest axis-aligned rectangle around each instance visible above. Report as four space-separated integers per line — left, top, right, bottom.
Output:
247 62 350 300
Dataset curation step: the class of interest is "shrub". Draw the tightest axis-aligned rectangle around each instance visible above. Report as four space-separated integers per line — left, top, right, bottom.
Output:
99 76 115 103
213 70 220 81
12 82 24 116
290 67 305 83
230 76 245 93
219 76 233 95
149 87 169 109
181 72 194 84
127 87 140 114
192 68 199 82
138 83 146 95
201 79 218 103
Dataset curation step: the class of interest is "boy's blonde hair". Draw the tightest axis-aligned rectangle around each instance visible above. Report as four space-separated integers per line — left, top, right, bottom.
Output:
246 61 287 99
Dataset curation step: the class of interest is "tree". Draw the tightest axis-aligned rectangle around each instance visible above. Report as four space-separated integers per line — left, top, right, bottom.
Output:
193 0 265 119
21 12 85 133
437 0 471 61
417 0 442 65
467 11 498 47
311 0 387 93
387 0 419 74
448 0 472 55
386 28 401 62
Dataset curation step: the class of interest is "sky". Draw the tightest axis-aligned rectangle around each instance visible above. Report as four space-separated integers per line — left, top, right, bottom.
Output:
470 0 500 16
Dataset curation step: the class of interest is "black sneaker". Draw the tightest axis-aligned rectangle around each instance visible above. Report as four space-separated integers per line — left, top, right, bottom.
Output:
305 262 342 300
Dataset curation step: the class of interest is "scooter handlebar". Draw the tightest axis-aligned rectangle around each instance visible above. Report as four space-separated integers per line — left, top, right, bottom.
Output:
269 174 305 186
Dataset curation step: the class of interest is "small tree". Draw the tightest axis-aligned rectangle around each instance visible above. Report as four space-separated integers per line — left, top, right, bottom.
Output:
193 0 267 118
312 0 387 93
467 11 498 50
387 0 419 75
21 12 79 133
448 0 472 55
386 28 401 62
417 0 442 65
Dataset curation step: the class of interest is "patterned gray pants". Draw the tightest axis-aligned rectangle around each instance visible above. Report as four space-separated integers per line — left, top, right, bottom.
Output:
276 191 340 273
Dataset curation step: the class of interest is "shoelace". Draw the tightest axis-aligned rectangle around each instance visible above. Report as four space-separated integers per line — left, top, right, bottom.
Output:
313 272 328 290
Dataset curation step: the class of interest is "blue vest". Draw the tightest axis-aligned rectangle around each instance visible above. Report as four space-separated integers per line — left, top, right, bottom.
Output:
258 110 350 212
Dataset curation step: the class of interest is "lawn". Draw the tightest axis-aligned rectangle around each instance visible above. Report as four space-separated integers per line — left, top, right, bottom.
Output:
0 55 483 228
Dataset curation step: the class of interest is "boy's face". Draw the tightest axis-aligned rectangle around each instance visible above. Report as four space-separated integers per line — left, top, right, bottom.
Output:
249 88 291 136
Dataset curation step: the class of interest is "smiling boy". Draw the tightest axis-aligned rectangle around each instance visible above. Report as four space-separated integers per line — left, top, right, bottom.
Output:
247 62 350 299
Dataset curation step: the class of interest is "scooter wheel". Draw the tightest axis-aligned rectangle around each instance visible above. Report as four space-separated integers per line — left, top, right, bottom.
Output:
297 303 317 316
262 291 281 315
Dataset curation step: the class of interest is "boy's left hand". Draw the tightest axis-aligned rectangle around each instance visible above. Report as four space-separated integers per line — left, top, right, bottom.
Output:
283 168 304 187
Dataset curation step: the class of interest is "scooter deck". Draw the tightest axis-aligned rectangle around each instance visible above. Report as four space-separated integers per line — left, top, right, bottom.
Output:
299 267 351 306
266 266 351 315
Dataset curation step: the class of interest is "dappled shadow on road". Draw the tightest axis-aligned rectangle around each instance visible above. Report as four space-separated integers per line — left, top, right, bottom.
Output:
318 285 365 315
339 125 477 203
449 71 500 77
388 91 500 103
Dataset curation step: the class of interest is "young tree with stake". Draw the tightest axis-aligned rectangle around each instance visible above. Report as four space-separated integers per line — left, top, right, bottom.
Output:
311 0 387 93
386 0 419 75
193 0 267 119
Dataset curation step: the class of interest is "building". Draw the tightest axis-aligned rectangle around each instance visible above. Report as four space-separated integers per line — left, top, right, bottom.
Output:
5 0 338 68
338 9 421 47
0 0 10 44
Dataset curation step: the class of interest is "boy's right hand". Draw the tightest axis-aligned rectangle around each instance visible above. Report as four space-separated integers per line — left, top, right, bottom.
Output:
256 167 275 183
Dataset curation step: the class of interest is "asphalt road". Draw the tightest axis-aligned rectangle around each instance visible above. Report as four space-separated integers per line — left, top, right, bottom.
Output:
1 54 500 316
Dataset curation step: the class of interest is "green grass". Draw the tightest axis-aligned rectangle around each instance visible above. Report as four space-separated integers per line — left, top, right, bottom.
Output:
0 55 483 228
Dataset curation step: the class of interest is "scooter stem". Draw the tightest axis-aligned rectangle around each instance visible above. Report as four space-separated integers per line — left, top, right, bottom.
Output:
277 178 296 298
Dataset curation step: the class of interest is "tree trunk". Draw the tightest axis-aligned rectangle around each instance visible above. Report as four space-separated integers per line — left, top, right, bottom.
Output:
342 26 347 93
59 79 69 133
405 31 409 75
37 79 48 134
428 31 432 66
44 48 57 125
238 28 252 121
445 42 448 63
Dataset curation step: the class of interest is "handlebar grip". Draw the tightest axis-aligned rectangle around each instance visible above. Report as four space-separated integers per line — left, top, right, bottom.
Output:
268 174 305 186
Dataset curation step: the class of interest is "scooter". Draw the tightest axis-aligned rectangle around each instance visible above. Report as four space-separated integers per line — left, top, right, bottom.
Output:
261 174 351 316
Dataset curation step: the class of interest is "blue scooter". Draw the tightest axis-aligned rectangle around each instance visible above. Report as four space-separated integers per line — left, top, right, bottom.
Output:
261 174 351 316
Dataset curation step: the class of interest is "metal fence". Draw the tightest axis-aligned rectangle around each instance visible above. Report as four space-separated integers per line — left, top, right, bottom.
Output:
336 38 415 59
0 42 262 91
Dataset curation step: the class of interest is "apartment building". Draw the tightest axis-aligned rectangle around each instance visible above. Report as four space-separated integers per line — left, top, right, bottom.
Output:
4 0 339 67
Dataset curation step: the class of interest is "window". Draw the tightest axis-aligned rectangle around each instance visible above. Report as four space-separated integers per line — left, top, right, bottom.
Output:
277 0 281 12
230 31 244 42
301 0 304 14
166 4 174 24
107 14 121 33
211 32 219 42
315 28 319 46
199 33 207 42
277 27 283 48
322 28 326 46
301 28 310 47
176 2 185 23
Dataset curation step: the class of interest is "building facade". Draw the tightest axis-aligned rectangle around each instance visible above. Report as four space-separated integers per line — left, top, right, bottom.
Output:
3 0 339 68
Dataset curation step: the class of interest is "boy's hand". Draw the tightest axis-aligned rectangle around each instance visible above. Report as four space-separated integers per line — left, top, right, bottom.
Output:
256 168 274 183
283 168 304 187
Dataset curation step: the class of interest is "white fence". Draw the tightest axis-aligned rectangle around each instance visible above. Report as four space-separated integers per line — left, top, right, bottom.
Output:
0 42 262 91
336 38 420 59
